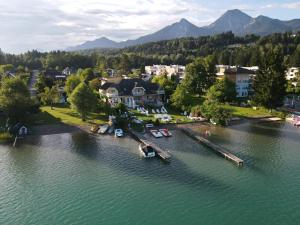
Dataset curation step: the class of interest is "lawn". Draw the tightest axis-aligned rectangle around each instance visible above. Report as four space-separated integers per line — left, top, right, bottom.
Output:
29 105 108 126
130 106 192 124
223 105 271 118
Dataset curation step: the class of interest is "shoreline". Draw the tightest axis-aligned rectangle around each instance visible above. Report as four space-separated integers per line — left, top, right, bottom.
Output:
28 115 284 137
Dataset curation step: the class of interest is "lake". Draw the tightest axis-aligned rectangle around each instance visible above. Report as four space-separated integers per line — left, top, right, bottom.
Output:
0 121 300 225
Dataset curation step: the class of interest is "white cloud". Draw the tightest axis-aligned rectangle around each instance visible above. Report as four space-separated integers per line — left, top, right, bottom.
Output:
0 0 299 53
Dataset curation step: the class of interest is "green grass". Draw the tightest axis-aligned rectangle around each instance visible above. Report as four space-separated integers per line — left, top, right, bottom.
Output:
0 132 13 143
223 105 271 118
30 105 108 126
130 106 192 124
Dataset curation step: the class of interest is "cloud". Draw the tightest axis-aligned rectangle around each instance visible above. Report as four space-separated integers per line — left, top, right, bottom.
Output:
0 0 299 53
262 1 300 9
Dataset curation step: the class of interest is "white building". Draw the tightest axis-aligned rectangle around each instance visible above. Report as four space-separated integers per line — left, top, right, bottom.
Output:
216 65 257 98
286 67 299 81
145 65 185 79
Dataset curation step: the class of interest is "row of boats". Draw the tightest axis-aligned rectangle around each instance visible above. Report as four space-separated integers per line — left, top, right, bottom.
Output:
90 124 124 137
149 128 172 138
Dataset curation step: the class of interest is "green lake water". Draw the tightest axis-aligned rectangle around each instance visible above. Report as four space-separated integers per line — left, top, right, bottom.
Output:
0 121 300 225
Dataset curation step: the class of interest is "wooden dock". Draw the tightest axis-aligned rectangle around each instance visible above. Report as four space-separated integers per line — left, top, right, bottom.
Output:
129 130 171 162
180 128 243 167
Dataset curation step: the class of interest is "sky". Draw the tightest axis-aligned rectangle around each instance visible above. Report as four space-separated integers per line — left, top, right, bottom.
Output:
1 0 300 54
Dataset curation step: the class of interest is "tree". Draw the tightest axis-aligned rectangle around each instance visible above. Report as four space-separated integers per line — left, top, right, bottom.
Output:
79 68 95 83
39 85 60 109
35 74 54 94
253 48 287 109
0 64 14 74
152 74 177 99
69 83 98 121
200 100 231 126
182 58 213 95
206 78 237 103
65 74 81 96
0 77 32 120
171 84 192 111
119 54 131 75
89 78 102 91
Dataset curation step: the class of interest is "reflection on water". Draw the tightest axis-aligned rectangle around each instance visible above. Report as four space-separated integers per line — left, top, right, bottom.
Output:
0 122 300 225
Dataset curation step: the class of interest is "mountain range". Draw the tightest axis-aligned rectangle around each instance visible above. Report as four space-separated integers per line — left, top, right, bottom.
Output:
67 9 300 51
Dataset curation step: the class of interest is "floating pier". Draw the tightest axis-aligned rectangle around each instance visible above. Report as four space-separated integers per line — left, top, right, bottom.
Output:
180 128 243 167
129 130 171 162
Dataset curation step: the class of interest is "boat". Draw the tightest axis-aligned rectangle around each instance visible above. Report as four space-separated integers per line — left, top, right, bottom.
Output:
159 128 172 137
150 129 163 138
114 129 124 137
210 119 217 125
90 124 99 133
145 123 154 128
139 144 156 158
107 125 115 134
98 124 109 134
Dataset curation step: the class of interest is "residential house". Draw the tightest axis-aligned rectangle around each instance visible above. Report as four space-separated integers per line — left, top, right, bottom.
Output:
99 78 165 108
216 65 257 98
286 67 299 87
145 65 185 80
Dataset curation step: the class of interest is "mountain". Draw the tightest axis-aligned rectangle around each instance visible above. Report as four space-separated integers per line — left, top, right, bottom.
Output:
119 18 208 47
207 9 252 34
67 37 118 51
68 9 300 51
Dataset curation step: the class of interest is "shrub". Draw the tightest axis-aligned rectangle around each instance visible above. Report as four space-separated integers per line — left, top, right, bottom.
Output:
0 132 14 143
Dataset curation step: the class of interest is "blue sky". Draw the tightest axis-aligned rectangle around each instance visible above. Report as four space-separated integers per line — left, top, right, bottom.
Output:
1 0 300 53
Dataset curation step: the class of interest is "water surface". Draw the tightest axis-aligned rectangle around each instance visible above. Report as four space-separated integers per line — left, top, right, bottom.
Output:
0 122 300 225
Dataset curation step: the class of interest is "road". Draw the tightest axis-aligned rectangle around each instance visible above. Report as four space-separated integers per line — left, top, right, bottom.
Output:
28 70 39 97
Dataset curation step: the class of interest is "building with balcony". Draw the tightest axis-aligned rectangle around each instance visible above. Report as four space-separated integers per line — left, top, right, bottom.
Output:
99 78 165 108
216 65 257 98
145 65 185 80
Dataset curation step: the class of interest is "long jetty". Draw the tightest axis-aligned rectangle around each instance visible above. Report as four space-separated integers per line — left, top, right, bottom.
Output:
129 130 171 161
180 127 243 167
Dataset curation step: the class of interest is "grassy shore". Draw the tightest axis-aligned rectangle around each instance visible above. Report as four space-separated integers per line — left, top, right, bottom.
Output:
29 105 108 126
223 105 271 118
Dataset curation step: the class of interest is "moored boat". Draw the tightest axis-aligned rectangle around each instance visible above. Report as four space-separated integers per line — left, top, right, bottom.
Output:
114 129 124 137
150 129 163 138
90 124 99 133
107 125 115 134
98 124 109 134
159 128 172 137
139 144 156 158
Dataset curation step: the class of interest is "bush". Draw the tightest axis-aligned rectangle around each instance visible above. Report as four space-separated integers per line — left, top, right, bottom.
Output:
191 105 202 117
0 132 14 143
154 118 160 126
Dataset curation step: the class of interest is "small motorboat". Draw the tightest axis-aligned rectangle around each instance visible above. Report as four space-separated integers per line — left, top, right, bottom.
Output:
159 128 172 137
114 129 124 137
139 144 156 158
145 123 154 128
150 129 163 138
98 124 109 134
210 119 217 125
90 124 99 133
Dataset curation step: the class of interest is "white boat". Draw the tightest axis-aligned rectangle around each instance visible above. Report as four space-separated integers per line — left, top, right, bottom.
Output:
150 129 163 138
145 123 154 128
98 124 109 134
156 109 160 113
139 144 156 158
210 119 217 125
159 128 172 137
114 129 124 137
161 107 168 114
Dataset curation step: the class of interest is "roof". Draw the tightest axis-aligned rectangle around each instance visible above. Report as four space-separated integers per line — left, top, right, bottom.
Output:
225 67 256 75
100 78 163 96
